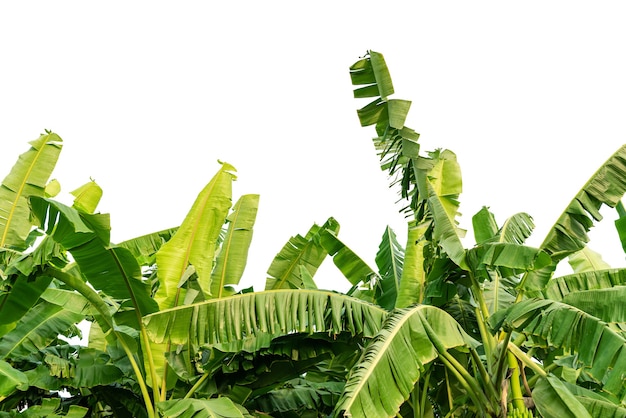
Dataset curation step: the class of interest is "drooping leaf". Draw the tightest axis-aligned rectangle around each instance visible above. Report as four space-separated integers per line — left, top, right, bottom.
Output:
156 162 235 308
265 218 339 290
0 274 52 327
210 194 259 298
334 305 480 418
29 197 159 320
543 268 626 300
319 227 379 287
491 298 626 399
0 300 86 360
561 286 626 323
143 290 387 350
0 132 63 250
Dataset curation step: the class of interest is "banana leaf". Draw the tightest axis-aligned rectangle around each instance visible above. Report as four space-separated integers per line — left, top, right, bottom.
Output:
0 132 62 250
491 298 626 399
210 194 259 298
319 227 379 287
0 360 28 399
155 162 235 308
374 226 404 310
396 220 428 308
522 144 626 291
29 196 159 319
117 227 178 266
333 305 483 418
543 268 626 300
143 289 387 351
265 218 339 290
70 179 103 214
567 246 611 272
533 376 593 418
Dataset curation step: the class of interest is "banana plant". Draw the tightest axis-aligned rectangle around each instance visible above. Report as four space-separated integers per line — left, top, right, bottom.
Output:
330 50 626 418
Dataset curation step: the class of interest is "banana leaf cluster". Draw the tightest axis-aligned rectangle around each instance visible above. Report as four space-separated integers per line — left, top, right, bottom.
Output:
1 50 626 418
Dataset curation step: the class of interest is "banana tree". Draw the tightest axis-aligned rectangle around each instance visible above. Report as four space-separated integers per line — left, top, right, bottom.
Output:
330 50 626 418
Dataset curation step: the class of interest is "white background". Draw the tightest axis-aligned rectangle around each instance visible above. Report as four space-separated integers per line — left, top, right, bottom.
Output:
2 2 626 291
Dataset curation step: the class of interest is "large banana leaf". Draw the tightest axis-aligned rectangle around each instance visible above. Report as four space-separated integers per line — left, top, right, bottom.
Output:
0 132 62 250
567 246 611 272
265 218 339 290
333 305 482 418
491 298 626 400
0 274 52 328
561 286 626 322
522 144 626 291
143 290 387 350
210 194 259 298
373 226 404 310
156 162 235 308
29 197 159 319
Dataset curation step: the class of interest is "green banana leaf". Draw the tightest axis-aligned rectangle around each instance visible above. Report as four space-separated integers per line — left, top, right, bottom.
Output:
143 289 387 350
396 221 428 308
0 274 52 327
333 305 482 418
0 360 28 399
567 246 611 272
265 218 339 290
156 397 246 418
319 227 379 287
210 194 259 298
2 397 88 418
533 376 593 418
543 268 626 300
0 300 86 360
155 162 235 308
0 132 62 250
561 286 626 322
522 144 626 291
373 226 404 310
350 50 394 101
117 227 178 266
29 196 159 319
491 298 626 399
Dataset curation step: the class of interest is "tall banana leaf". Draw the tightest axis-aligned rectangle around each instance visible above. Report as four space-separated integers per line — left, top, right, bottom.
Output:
395 221 428 308
155 162 235 309
521 145 626 291
117 227 178 266
0 132 62 250
373 226 404 310
265 218 339 290
333 305 487 418
210 194 259 298
568 246 611 272
143 289 387 350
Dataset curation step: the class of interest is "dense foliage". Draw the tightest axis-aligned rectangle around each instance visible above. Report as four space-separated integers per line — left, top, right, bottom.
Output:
1 52 626 417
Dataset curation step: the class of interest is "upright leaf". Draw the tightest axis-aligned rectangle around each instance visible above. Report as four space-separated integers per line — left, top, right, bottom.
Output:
0 132 62 249
156 162 235 309
320 227 379 287
374 226 404 310
210 194 259 298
